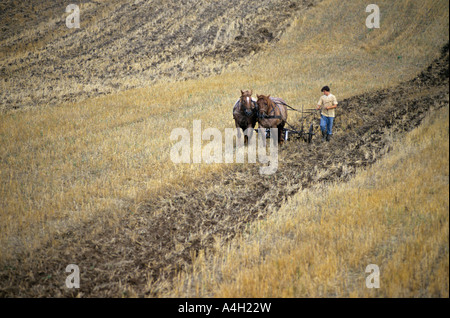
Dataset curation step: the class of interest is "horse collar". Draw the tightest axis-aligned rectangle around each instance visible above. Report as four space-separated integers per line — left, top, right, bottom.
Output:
258 100 283 120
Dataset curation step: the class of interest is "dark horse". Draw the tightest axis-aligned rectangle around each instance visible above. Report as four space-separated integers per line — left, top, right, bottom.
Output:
256 94 288 145
233 90 258 144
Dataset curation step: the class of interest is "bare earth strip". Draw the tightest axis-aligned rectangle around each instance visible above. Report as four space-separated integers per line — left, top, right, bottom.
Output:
0 43 447 297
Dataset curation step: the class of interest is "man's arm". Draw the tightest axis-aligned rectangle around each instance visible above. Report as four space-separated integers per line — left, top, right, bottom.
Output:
316 97 323 110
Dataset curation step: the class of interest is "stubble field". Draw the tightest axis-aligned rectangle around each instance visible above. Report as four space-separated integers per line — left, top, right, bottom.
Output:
0 0 448 297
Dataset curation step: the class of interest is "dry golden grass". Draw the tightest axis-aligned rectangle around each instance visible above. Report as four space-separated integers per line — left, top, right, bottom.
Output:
1 0 449 269
170 105 449 298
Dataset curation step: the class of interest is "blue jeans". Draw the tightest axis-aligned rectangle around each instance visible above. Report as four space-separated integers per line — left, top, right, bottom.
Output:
320 115 334 135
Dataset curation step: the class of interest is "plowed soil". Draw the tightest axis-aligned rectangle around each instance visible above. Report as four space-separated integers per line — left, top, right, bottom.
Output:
0 44 448 297
0 0 316 111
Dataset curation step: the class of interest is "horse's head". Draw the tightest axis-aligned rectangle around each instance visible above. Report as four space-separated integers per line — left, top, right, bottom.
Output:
240 90 256 117
256 94 272 115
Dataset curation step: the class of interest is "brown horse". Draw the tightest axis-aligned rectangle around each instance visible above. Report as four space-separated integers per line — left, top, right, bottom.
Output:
233 90 258 144
256 95 288 144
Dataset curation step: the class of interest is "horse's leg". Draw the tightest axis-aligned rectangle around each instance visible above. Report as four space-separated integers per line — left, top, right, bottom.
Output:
246 123 254 145
278 122 285 145
244 127 249 145
235 121 245 147
235 121 241 137
260 124 267 148
245 119 257 146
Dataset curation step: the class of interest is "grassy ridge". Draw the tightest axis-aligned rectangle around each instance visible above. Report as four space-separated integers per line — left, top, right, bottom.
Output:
171 105 449 298
1 0 449 264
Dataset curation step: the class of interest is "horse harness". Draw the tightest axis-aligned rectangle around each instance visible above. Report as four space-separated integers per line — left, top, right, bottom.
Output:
237 98 285 120
257 100 284 120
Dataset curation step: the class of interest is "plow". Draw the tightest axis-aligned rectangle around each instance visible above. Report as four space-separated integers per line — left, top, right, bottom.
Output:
258 104 320 143
283 105 319 143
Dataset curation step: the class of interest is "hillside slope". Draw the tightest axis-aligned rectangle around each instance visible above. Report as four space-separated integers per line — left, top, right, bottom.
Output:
0 0 316 111
0 42 447 298
171 44 449 298
0 0 448 297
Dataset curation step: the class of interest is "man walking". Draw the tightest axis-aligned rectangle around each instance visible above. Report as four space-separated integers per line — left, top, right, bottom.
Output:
316 86 338 142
